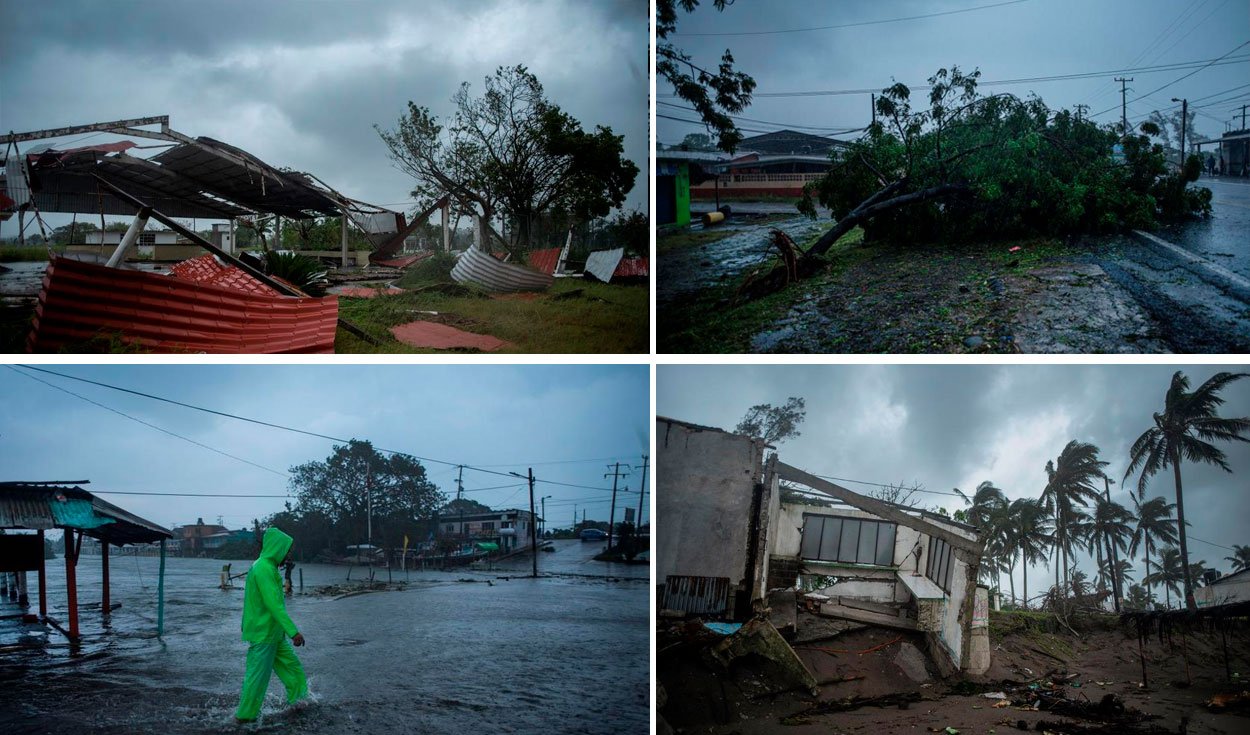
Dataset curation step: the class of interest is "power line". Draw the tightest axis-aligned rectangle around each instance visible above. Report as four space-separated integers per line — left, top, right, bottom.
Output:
10 365 621 493
658 100 864 132
677 0 1030 37
91 490 290 498
659 54 1250 100
812 473 965 497
1091 40 1250 119
6 366 288 478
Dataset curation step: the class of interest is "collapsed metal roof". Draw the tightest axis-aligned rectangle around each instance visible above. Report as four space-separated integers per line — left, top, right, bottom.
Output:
0 482 172 546
1 115 389 221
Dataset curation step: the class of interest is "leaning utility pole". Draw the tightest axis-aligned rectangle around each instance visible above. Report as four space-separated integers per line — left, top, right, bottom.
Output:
635 455 649 550
527 468 537 578
1075 103 1089 122
604 462 629 551
1173 97 1188 168
1115 77 1133 136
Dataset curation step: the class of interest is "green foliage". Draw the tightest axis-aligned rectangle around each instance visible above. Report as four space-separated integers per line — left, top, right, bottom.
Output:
735 397 806 445
656 0 756 152
261 251 329 296
800 69 1211 245
396 251 458 287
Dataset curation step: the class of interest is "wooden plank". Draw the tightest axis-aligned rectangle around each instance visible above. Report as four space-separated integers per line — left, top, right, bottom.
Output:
777 463 982 555
2 116 168 144
818 602 917 631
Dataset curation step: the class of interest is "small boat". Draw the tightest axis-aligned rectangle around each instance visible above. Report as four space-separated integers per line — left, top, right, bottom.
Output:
451 245 554 293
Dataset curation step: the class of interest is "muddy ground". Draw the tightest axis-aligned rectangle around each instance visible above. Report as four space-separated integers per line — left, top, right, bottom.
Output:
657 215 1250 354
659 611 1250 735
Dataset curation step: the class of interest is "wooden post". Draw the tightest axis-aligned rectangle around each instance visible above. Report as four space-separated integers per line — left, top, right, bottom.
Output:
341 211 349 268
1137 623 1148 688
1222 627 1232 682
37 530 46 619
441 203 450 252
101 541 110 615
65 530 79 640
157 538 166 636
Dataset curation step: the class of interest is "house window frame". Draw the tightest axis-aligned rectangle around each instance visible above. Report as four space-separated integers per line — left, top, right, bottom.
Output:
925 536 956 594
799 512 897 567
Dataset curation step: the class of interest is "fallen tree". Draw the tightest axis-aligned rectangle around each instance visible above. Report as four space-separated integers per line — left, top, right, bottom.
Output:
737 66 1211 301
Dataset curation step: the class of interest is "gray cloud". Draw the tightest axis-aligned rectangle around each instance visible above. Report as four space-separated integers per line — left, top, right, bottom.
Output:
1 0 647 236
658 364 1250 596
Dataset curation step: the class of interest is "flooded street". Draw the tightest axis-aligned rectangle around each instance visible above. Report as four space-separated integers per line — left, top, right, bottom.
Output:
1 540 649 734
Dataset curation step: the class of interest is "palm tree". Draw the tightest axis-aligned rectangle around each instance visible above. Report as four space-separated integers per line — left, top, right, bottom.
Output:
1187 559 1214 588
1126 370 1250 610
1128 496 1179 607
1041 441 1108 592
957 481 1007 533
1089 497 1136 606
1007 498 1052 610
1102 557 1136 590
1145 547 1185 608
1225 544 1250 572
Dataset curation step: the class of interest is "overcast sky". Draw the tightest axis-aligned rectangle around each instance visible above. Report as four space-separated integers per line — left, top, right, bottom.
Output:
1 364 649 535
0 0 646 238
660 0 1249 147
658 364 1250 600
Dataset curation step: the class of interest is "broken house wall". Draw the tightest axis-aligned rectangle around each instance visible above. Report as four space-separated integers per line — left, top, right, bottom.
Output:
768 500 980 671
656 417 768 618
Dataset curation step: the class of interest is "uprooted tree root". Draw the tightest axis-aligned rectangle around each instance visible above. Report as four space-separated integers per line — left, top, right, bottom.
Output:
734 229 822 305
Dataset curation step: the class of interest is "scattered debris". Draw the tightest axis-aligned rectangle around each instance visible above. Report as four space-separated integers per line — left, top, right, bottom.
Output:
708 618 818 697
451 245 554 293
1205 690 1250 712
388 320 513 352
781 692 924 724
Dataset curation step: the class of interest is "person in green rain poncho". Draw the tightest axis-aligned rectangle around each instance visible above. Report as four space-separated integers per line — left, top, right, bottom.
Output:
235 527 309 722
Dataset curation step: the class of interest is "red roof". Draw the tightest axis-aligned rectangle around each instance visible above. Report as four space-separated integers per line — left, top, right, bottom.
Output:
527 247 562 275
28 256 339 353
170 254 280 296
389 320 513 352
614 257 649 278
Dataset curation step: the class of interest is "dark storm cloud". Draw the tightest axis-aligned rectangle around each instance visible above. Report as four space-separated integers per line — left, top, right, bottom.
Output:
658 364 1250 596
660 0 1249 145
0 0 647 235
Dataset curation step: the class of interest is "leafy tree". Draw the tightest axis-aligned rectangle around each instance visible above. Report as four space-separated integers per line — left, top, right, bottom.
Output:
284 440 445 560
376 65 638 257
1125 371 1250 610
656 0 756 152
734 396 806 445
1041 441 1107 593
1128 496 1179 607
1145 107 1208 161
1226 544 1250 572
679 133 717 151
738 68 1213 300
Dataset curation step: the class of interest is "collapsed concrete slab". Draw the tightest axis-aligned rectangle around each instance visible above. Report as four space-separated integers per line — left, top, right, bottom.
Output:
706 618 818 696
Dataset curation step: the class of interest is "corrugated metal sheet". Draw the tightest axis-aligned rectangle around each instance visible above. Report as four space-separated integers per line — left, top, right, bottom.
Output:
584 248 624 283
0 488 58 530
614 257 648 278
527 247 562 275
27 256 339 354
663 575 731 616
170 254 280 296
0 483 172 545
451 246 554 293
374 252 434 269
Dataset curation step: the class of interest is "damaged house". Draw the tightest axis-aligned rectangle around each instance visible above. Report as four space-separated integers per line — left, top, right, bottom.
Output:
657 416 990 675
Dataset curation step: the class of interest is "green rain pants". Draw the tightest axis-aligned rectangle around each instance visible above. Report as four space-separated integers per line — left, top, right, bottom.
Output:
235 638 308 721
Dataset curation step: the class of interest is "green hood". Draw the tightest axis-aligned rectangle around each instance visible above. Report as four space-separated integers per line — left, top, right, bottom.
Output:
260 527 293 565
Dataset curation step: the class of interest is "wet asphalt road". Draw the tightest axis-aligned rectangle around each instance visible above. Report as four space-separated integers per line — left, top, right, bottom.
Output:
1097 175 1250 352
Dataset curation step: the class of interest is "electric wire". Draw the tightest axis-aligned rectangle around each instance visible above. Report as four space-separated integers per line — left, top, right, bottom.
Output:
675 0 1030 37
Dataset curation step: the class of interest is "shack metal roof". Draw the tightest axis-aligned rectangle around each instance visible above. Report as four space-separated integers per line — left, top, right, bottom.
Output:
0 482 172 546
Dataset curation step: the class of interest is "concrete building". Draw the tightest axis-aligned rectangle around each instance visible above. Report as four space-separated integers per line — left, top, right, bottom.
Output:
438 509 540 554
687 130 849 200
656 150 728 226
656 416 990 675
1194 567 1250 608
171 518 227 555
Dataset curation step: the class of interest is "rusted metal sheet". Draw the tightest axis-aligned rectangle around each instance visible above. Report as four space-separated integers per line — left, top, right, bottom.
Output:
614 257 648 279
0 488 58 530
663 575 731 615
527 247 563 275
170 254 281 296
27 255 339 353
451 245 554 293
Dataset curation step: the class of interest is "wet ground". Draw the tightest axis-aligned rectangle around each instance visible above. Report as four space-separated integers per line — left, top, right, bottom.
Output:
0 540 648 734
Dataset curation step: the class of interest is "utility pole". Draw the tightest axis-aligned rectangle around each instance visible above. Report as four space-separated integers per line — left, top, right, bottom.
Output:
527 468 537 578
1239 104 1248 131
604 462 629 551
1115 77 1133 136
871 93 876 127
635 455 649 550
1075 104 1089 122
1173 97 1188 169
366 461 372 566
572 504 577 534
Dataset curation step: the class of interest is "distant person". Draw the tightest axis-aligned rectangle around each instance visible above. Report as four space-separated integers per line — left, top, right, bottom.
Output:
283 559 295 595
235 528 308 723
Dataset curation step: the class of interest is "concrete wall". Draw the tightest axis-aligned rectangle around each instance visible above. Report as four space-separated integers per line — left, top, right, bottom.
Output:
1195 573 1250 607
656 417 765 599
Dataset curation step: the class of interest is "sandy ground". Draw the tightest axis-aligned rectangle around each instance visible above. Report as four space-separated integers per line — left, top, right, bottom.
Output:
660 612 1250 735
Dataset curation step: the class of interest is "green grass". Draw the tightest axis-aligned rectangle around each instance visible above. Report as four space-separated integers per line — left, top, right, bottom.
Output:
336 275 648 353
656 228 736 255
658 225 865 353
1 246 54 262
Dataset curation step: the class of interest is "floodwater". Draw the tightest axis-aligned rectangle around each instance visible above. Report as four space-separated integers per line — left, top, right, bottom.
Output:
0 540 649 734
